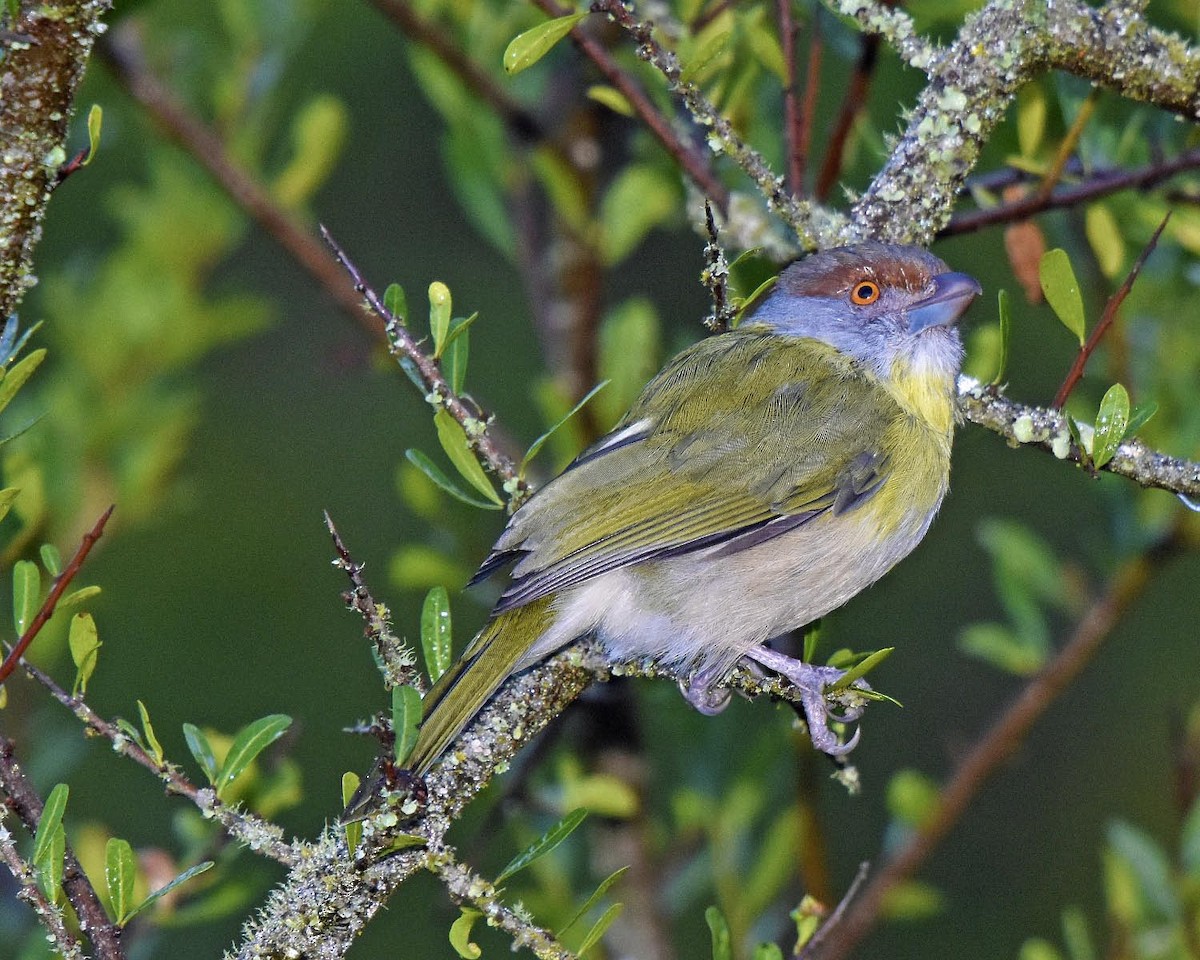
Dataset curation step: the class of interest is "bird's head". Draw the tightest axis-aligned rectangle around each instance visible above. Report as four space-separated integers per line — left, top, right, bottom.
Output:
745 242 982 387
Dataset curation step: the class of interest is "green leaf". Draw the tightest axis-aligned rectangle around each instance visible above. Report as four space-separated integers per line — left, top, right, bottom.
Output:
880 879 944 919
680 22 732 85
558 865 629 936
441 315 473 394
599 165 678 265
384 283 408 321
137 700 164 765
576 902 623 955
521 381 608 476
496 808 587 884
433 410 503 506
342 773 362 853
1019 939 1066 960
106 837 137 924
405 448 503 510
12 559 39 636
706 905 732 960
1061 905 1096 960
1092 383 1130 468
503 13 588 75
183 723 219 785
272 94 348 209
450 907 483 959
1016 82 1046 158
0 486 19 524
1106 820 1179 919
828 647 892 691
586 85 634 117
428 282 451 357
887 769 940 828
215 714 292 798
392 684 423 766
420 587 452 684
33 784 69 865
0 347 46 417
1039 249 1086 345
992 289 1011 386
36 824 65 904
1085 203 1125 279
753 944 784 960
68 612 101 696
381 833 427 855
84 103 102 166
124 860 214 921
60 585 102 611
959 622 1046 675
1125 400 1158 437
39 544 61 577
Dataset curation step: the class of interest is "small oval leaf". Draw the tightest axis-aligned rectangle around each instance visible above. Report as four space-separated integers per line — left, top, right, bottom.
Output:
12 559 39 637
137 700 164 765
33 783 69 865
216 714 293 798
68 612 101 696
1039 249 1086 345
450 907 483 959
183 723 219 785
124 860 213 922
428 282 451 357
405 448 503 511
503 13 588 75
392 684 423 766
420 587 452 684
105 837 137 924
1092 383 1130 468
433 410 502 506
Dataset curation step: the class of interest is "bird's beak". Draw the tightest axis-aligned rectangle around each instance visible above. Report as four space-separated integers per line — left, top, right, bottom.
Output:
907 271 983 334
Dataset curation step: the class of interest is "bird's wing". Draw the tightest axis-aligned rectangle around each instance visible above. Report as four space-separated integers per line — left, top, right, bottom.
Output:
479 330 901 614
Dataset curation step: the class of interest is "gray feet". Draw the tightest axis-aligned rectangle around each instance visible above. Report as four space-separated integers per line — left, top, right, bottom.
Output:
680 649 868 756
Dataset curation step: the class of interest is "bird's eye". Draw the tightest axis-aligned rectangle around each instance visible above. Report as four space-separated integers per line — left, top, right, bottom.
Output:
850 281 881 305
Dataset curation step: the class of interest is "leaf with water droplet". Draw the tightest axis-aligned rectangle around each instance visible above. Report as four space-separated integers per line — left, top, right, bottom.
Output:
1092 383 1130 468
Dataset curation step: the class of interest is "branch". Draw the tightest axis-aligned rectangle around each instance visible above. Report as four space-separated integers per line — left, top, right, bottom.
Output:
590 0 849 249
0 0 113 318
95 25 380 338
958 379 1200 501
19 661 296 866
0 504 113 685
0 806 86 960
523 0 730 213
1053 212 1169 408
812 538 1176 960
836 0 1200 243
318 225 529 499
944 148 1200 236
0 735 125 960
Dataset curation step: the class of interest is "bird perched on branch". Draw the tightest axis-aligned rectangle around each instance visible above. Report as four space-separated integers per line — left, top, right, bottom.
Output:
401 242 980 781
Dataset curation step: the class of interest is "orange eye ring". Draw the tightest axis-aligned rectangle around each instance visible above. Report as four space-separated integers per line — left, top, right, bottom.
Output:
850 280 881 306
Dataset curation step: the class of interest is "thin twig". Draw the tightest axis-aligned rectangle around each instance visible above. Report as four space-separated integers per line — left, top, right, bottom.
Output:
944 147 1200 236
813 541 1175 960
0 735 125 960
798 861 870 958
533 0 730 212
1053 212 1170 408
778 0 803 194
429 847 577 959
324 511 421 691
958 379 1200 500
96 26 381 339
318 225 528 499
795 13 823 195
815 32 879 200
701 201 733 332
1035 89 1099 203
0 808 86 960
0 504 114 684
591 0 847 248
18 661 296 866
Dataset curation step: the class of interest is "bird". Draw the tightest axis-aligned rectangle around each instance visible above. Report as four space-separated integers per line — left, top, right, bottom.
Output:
404 241 980 778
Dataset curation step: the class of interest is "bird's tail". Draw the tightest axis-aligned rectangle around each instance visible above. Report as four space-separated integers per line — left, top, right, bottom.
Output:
406 595 556 775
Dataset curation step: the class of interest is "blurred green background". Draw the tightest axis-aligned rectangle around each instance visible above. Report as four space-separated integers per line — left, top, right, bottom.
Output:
3 0 1200 958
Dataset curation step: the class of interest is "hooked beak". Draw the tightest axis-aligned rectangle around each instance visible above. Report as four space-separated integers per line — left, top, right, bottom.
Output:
907 271 982 334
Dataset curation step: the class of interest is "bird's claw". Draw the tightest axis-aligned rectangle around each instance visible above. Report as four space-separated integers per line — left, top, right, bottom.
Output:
741 650 869 757
680 667 733 715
